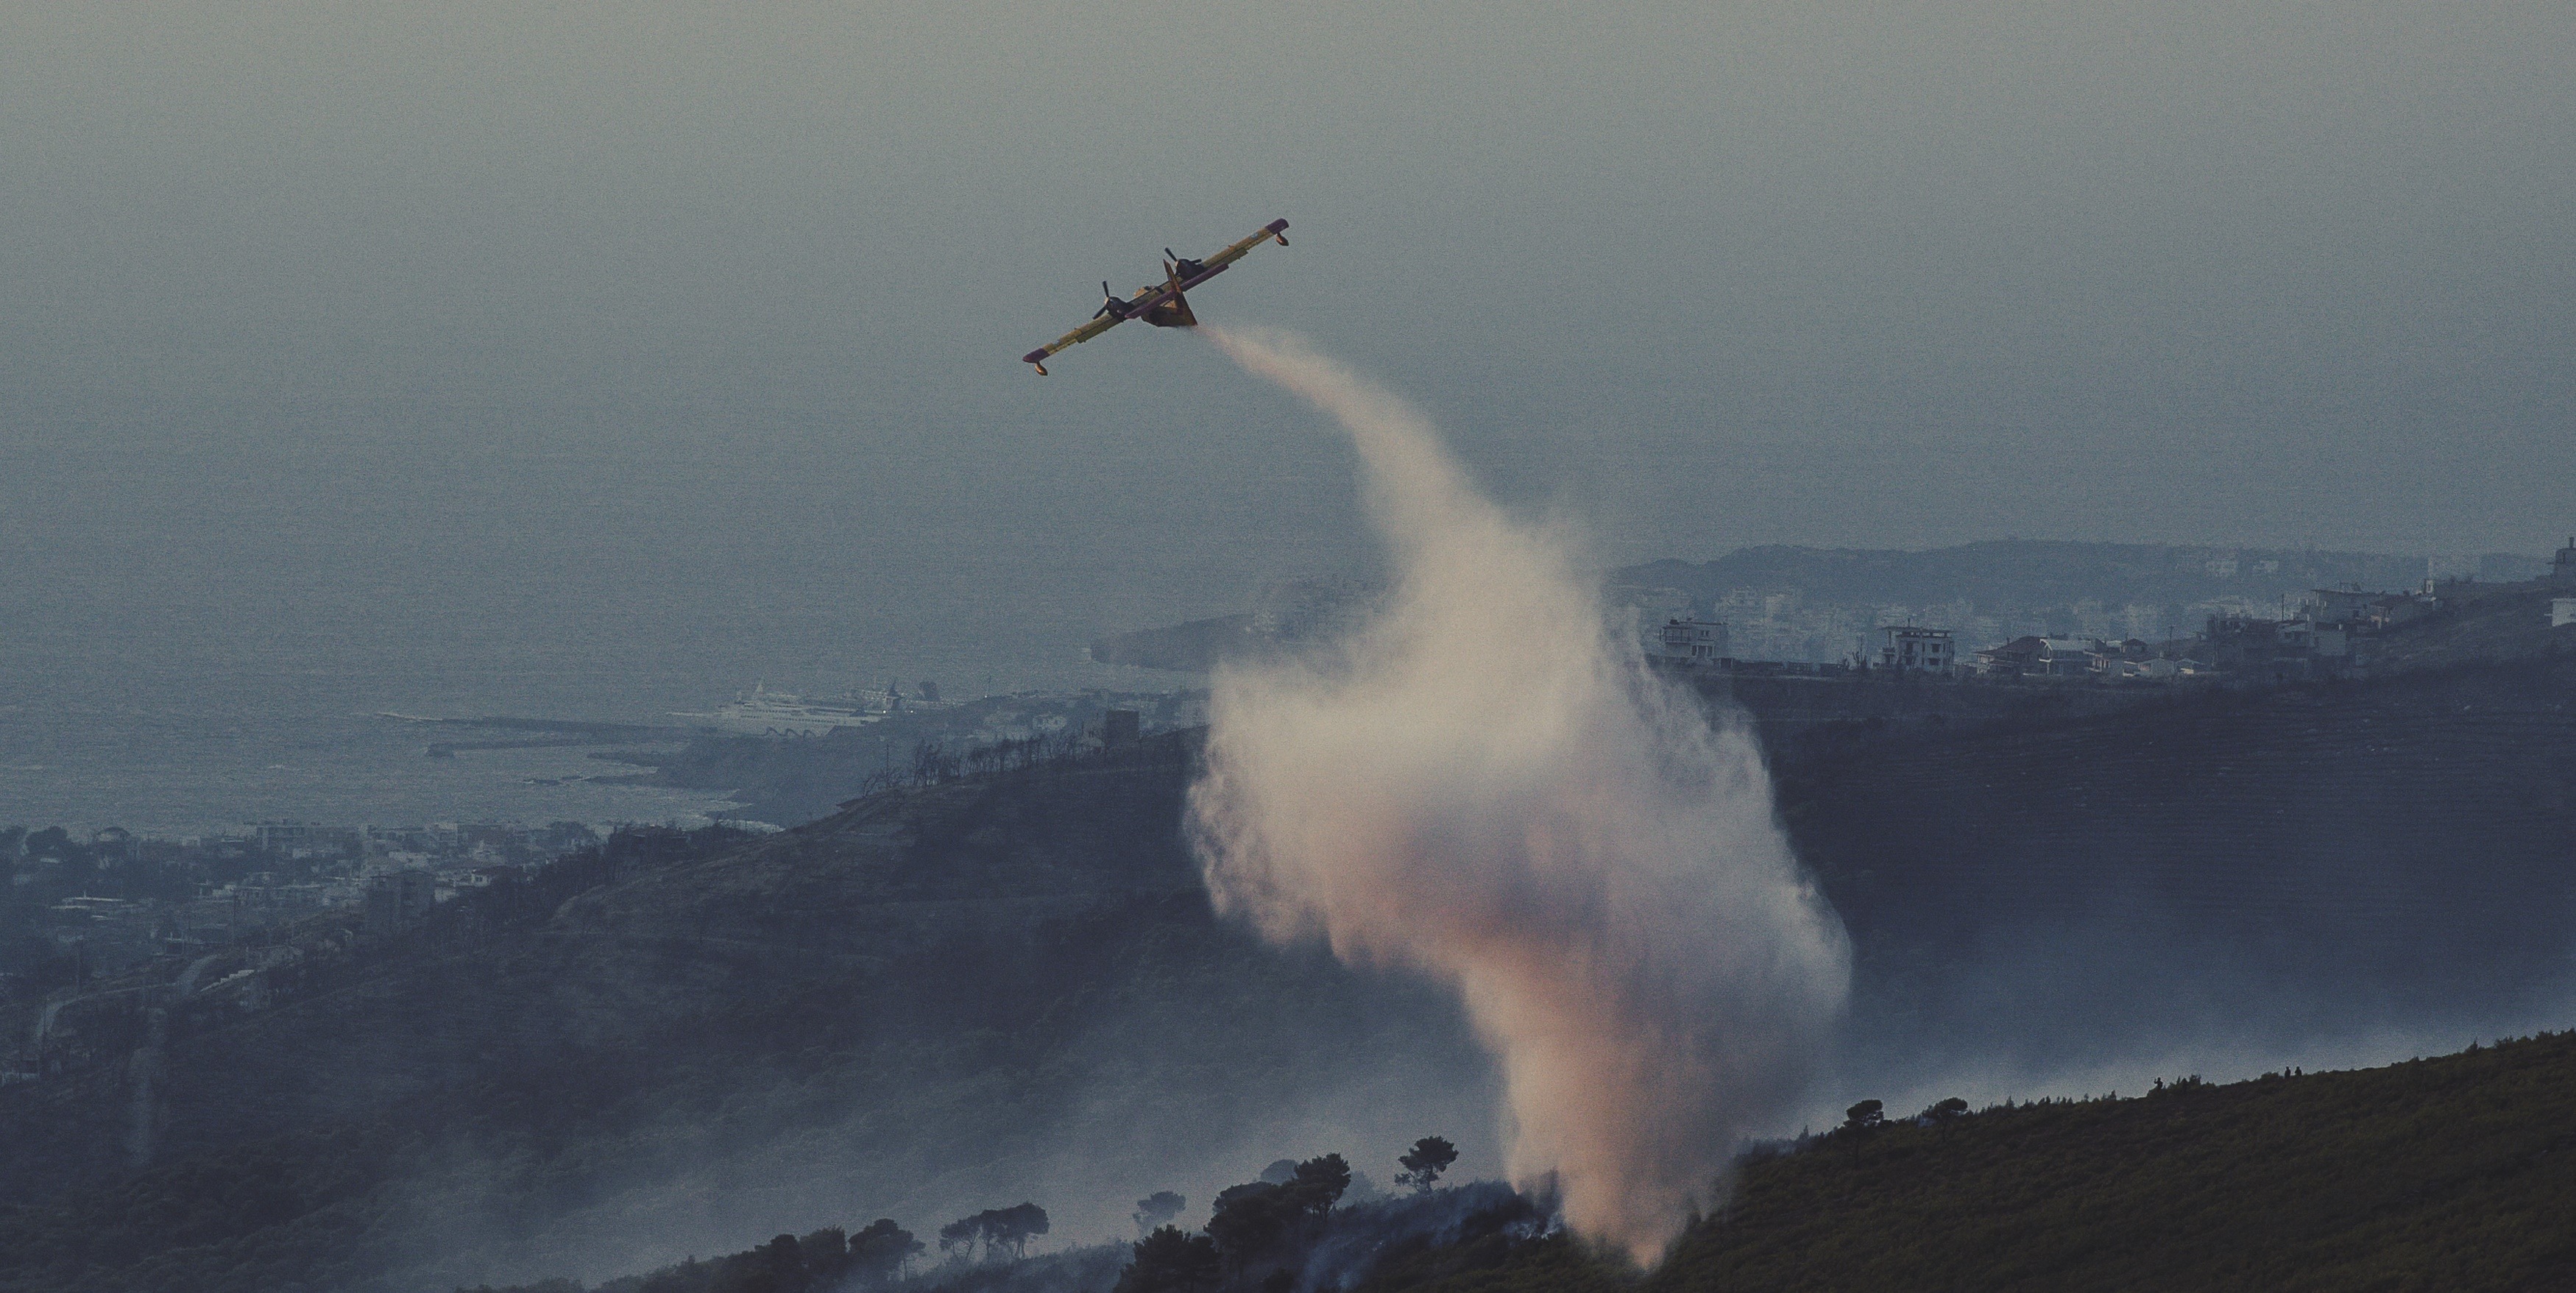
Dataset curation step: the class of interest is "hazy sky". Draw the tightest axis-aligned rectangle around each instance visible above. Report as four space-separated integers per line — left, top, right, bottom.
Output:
4 3 2572 697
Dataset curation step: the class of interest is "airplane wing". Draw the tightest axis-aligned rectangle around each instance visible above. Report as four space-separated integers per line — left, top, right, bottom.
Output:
1027 312 1127 368
1022 219 1288 374
1197 219 1291 273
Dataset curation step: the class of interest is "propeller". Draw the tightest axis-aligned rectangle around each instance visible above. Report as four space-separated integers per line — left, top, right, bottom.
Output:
1091 281 1123 319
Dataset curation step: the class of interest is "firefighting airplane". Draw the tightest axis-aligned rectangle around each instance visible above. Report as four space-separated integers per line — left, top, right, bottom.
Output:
1020 218 1289 375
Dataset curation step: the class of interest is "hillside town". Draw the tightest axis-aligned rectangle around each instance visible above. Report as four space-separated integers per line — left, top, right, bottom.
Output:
1642 535 2576 685
0 820 606 1016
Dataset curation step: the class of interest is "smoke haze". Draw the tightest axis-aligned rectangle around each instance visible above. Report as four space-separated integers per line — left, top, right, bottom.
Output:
1187 327 1850 1264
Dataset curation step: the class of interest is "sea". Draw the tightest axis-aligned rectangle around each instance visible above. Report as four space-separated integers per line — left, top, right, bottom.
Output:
0 529 1197 837
0 610 1182 837
0 338 1363 838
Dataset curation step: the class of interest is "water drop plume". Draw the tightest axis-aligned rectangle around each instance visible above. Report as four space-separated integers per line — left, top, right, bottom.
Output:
1187 327 1850 1265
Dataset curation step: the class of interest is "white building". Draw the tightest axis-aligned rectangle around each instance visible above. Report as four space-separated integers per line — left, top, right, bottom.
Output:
2303 588 2379 626
1876 626 1956 673
2276 620 2349 658
1652 617 1730 665
2553 597 2576 628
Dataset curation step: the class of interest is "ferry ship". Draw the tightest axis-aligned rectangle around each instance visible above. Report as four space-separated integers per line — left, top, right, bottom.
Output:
674 681 955 737
673 684 885 737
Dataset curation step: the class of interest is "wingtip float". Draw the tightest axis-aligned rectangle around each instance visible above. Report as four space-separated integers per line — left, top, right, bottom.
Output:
1022 218 1289 375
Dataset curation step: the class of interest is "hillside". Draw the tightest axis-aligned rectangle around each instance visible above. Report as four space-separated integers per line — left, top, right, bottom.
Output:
0 740 1495 1293
1358 1028 2576 1293
468 1030 2576 1293
1785 654 2576 1088
3 659 2572 1292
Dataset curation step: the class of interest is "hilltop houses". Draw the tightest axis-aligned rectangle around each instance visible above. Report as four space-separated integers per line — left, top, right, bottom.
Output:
2301 587 2435 631
1875 626 1955 673
1976 636 2127 678
1629 534 2575 684
1652 617 1731 665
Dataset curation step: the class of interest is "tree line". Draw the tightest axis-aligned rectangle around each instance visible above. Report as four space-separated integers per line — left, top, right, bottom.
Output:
459 1134 1464 1293
1117 1136 1457 1293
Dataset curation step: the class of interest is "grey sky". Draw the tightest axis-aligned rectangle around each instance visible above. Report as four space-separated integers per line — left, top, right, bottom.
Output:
4 3 2572 679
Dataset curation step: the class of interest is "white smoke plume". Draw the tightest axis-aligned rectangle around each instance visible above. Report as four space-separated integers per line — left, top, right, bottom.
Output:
1186 327 1851 1265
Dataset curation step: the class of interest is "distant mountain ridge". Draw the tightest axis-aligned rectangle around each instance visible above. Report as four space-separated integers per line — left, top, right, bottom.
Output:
1618 541 2545 610
1610 539 2552 662
1613 538 2540 612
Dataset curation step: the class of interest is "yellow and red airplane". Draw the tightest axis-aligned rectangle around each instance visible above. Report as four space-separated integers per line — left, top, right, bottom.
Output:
1021 219 1289 375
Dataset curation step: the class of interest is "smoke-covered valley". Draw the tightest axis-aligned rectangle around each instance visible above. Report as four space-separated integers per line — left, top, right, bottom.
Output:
14 649 2572 1292
0 758 1509 1290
